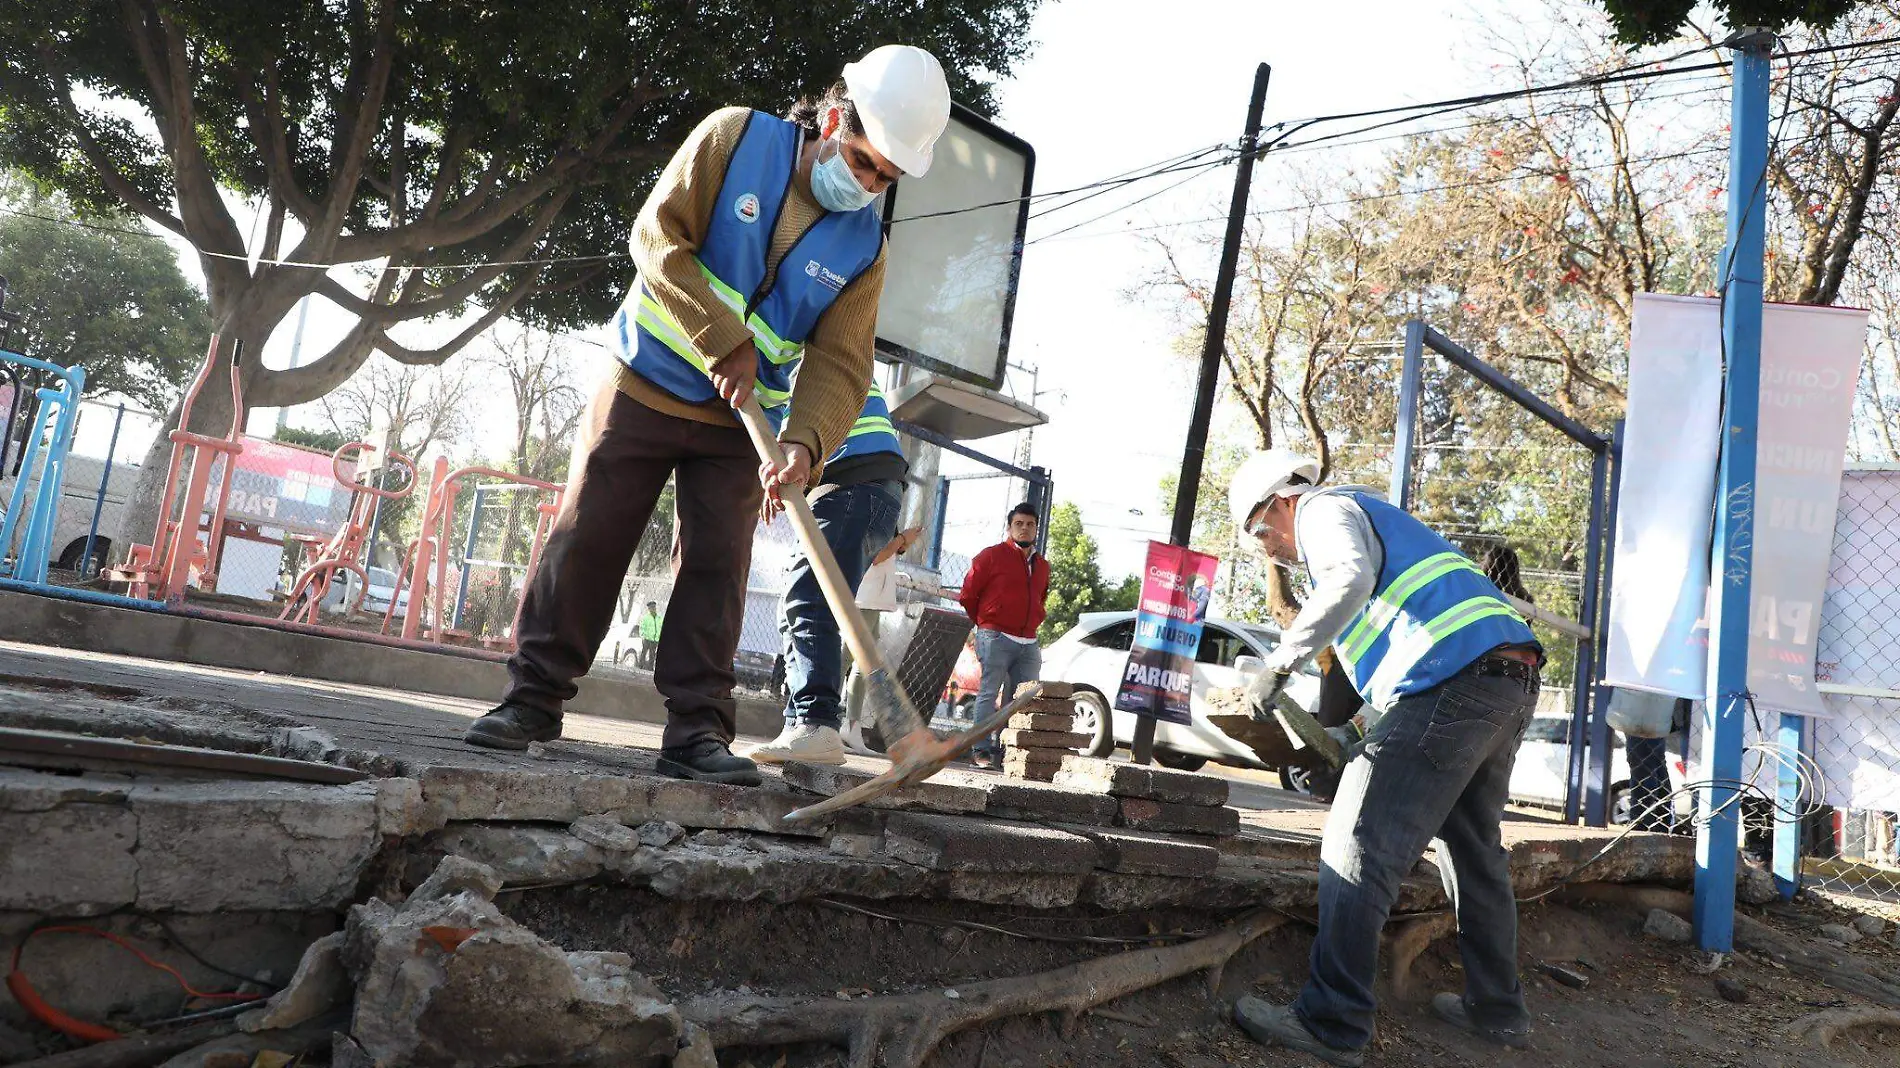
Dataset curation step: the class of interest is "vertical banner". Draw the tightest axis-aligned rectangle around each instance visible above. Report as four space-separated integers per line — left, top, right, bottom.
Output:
1114 541 1218 724
1606 294 1868 713
1605 294 1724 697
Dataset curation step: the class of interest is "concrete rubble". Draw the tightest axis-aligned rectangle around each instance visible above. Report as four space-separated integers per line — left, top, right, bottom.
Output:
344 857 681 1067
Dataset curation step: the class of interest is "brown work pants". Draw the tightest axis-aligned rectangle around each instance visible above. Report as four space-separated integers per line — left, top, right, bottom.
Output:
507 377 763 749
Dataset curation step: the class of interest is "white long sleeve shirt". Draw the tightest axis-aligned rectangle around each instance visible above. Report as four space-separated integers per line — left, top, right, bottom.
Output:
1262 486 1385 676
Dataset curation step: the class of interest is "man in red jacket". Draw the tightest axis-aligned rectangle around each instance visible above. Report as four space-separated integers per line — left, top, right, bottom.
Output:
958 503 1051 768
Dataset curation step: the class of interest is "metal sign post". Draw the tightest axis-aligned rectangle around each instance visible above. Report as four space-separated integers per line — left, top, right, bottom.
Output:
1695 28 1775 954
1149 61 1270 766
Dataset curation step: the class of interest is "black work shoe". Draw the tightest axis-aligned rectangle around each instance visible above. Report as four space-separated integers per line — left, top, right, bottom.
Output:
464 702 562 750
1431 992 1532 1049
656 739 762 787
1233 997 1363 1067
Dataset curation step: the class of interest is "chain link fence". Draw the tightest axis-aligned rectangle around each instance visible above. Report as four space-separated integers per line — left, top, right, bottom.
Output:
1804 466 1900 901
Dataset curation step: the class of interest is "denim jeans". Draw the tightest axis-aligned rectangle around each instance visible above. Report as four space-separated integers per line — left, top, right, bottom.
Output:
780 480 902 730
1294 666 1538 1051
972 627 1042 757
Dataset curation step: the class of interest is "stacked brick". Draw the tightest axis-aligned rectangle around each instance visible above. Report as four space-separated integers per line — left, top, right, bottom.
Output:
1053 754 1240 838
999 682 1089 782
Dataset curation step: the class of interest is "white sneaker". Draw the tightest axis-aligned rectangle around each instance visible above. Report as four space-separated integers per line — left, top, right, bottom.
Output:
743 723 846 766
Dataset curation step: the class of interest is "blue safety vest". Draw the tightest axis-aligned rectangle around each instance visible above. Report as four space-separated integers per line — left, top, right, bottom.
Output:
759 382 905 466
1321 490 1539 709
610 110 884 418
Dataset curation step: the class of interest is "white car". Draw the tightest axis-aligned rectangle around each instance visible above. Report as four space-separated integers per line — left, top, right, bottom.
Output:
1040 611 1323 774
1509 714 1689 823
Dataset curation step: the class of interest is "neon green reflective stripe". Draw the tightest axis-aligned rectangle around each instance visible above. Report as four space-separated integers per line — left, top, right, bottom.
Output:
1421 596 1524 641
1338 552 1481 662
635 295 790 405
845 416 896 438
693 262 801 364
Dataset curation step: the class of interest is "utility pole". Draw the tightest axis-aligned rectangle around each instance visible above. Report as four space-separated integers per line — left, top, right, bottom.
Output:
276 294 312 432
1695 28 1774 954
1139 62 1270 767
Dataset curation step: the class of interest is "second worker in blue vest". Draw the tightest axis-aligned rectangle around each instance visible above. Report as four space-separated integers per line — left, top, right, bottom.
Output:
745 383 910 765
1223 450 1544 1067
464 47 952 788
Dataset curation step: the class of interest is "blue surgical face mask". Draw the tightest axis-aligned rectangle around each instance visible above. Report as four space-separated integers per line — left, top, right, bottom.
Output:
811 136 878 213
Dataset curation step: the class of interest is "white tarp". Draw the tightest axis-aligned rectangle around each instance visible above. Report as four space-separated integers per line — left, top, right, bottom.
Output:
1605 294 1868 714
1604 294 1723 696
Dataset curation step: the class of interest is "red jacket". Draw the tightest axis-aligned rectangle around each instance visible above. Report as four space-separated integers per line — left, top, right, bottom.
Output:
959 541 1050 639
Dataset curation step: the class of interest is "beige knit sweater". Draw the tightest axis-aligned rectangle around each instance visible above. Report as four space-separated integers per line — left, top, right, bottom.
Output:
617 106 887 476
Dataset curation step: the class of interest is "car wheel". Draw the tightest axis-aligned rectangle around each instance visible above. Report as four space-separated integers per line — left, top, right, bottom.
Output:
1278 765 1314 795
1155 751 1208 772
1072 690 1115 757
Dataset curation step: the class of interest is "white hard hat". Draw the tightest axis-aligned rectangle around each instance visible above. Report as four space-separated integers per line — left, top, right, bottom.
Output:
843 45 952 177
1228 449 1322 535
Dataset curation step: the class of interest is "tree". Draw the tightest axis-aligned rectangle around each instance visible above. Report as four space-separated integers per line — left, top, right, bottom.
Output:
480 325 584 486
1595 1 1855 45
1039 502 1116 642
319 354 475 563
272 424 348 453
0 177 206 412
0 0 1042 543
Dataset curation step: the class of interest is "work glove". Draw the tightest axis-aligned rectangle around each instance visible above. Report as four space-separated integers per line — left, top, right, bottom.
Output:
1243 670 1293 725
1302 721 1367 802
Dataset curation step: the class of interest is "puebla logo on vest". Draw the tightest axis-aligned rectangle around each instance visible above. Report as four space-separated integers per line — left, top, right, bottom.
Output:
733 193 761 223
804 259 849 293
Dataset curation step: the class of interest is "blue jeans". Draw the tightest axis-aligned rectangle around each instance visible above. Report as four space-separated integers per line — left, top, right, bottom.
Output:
780 481 902 730
1294 667 1537 1051
972 627 1041 757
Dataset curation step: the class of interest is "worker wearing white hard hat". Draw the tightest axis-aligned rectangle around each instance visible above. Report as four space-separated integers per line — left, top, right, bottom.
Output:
1224 451 1544 1065
468 47 951 788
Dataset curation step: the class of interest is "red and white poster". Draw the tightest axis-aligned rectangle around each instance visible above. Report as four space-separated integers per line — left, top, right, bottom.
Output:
1114 541 1218 724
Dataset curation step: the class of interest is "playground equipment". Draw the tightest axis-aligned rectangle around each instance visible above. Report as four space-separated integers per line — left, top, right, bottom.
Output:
110 337 244 603
279 441 417 623
0 280 88 584
383 456 561 649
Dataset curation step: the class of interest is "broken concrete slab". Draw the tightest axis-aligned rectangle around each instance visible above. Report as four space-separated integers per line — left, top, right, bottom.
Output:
944 870 1085 908
1054 756 1229 806
624 778 827 837
1017 682 1076 700
374 777 445 837
1054 823 1220 877
237 932 348 1033
431 824 605 886
1007 711 1077 732
780 760 987 814
1000 728 1090 750
419 766 642 823
974 777 1118 825
346 860 681 1067
412 854 506 903
569 814 640 852
0 769 138 914
132 780 384 912
882 812 1097 874
1115 797 1239 837
611 837 936 903
1002 751 1061 781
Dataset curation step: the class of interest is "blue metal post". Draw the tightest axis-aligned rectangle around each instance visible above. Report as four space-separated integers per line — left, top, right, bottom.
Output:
928 475 951 571
1772 716 1806 898
1585 420 1626 823
453 484 485 629
81 403 126 578
1697 29 1775 953
1389 320 1425 510
1578 442 1611 826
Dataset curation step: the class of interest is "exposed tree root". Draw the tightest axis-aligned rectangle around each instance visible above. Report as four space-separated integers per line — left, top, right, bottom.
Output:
1386 913 1456 1001
1555 882 1900 1007
1786 1007 1900 1047
679 910 1287 1068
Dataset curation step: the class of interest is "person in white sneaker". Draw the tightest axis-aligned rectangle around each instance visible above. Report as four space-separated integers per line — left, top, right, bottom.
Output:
746 385 911 767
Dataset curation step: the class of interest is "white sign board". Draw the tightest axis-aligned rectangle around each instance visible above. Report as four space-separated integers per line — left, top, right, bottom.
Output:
1605 294 1868 714
876 106 1032 391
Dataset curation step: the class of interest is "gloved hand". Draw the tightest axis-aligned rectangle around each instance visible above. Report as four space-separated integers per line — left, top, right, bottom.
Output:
1302 721 1367 801
1243 670 1293 725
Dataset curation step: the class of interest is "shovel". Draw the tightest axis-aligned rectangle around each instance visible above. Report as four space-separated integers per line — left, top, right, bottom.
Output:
733 396 1047 822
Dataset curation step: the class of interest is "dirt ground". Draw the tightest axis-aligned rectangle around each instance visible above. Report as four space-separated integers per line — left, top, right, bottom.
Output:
502 885 1900 1068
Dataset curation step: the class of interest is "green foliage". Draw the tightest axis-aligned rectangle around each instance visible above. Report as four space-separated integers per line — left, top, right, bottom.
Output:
1038 501 1124 642
1594 0 1855 45
0 0 1045 345
272 424 349 454
0 178 207 411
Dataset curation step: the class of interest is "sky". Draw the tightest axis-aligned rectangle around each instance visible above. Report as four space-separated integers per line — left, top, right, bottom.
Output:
105 0 1635 580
